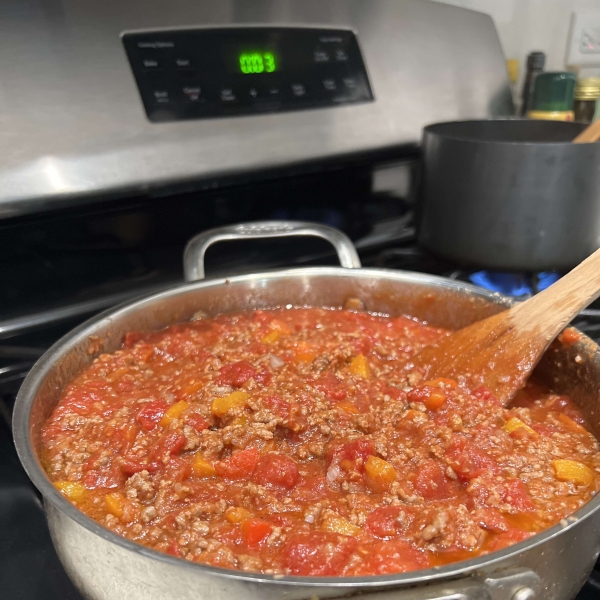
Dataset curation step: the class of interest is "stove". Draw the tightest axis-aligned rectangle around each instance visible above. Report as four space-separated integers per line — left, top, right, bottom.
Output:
0 0 594 597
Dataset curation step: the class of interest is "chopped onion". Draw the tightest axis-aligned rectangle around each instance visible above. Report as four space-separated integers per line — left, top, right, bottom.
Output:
326 464 341 483
269 355 284 369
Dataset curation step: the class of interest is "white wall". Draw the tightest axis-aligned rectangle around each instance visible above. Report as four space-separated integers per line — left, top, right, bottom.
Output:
433 0 600 84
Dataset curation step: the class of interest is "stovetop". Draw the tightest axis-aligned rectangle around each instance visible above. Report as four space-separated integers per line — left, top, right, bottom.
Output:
3 237 600 599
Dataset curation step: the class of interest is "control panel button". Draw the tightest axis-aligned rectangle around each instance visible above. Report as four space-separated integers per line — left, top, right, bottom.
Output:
142 58 160 69
175 57 193 69
343 77 357 89
335 49 348 61
291 83 306 97
313 50 330 63
220 88 236 102
249 88 258 98
152 89 170 104
182 86 201 101
323 78 337 91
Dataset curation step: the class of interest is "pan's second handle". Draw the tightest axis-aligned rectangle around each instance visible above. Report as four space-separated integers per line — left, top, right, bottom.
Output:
183 221 361 282
347 568 540 600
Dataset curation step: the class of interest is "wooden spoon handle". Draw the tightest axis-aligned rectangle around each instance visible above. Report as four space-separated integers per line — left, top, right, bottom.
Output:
573 119 600 143
512 246 600 339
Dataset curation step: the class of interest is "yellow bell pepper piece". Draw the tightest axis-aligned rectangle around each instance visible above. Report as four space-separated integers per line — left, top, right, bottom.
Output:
350 354 370 379
553 459 595 486
321 514 361 536
160 400 189 427
261 330 280 344
54 481 86 503
337 401 360 414
192 454 217 477
365 455 397 491
504 417 536 436
225 506 252 524
105 492 125 518
211 391 249 417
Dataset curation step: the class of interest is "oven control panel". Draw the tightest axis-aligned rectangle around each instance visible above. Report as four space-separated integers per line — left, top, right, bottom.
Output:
122 27 373 122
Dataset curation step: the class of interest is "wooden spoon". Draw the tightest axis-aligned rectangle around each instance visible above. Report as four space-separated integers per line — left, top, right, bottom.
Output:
414 247 600 405
572 118 600 143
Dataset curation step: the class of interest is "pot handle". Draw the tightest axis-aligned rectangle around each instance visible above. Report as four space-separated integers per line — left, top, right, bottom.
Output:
183 220 362 281
347 568 541 600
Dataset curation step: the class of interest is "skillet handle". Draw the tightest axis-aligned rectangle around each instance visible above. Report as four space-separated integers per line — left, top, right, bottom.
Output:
183 220 362 282
349 568 540 600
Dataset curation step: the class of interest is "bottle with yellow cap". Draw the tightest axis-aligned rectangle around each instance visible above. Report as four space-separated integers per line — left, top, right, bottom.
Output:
574 77 600 123
527 71 576 121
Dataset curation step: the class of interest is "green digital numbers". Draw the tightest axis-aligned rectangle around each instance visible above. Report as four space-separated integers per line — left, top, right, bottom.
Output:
239 52 277 74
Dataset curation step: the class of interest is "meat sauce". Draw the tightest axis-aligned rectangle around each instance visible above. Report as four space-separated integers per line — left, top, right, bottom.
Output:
41 308 600 576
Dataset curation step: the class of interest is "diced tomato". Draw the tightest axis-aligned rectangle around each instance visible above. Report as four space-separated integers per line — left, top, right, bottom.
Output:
313 372 347 401
136 401 168 431
161 431 187 455
164 455 192 482
119 458 161 476
293 476 329 502
217 361 271 387
186 413 209 433
82 464 125 490
326 438 375 469
282 531 357 576
502 480 535 512
414 459 460 500
215 447 260 480
472 386 501 406
217 361 258 387
446 438 499 481
148 431 187 463
353 540 430 575
252 453 299 489
262 395 291 418
365 506 406 539
241 518 273 547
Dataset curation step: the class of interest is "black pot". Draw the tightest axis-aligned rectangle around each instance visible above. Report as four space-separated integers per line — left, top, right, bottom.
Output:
417 120 600 271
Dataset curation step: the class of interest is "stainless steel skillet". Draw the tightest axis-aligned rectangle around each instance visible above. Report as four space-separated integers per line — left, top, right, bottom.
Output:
13 221 600 600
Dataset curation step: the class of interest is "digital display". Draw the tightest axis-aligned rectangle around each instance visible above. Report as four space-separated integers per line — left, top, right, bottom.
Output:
239 52 277 74
123 27 373 122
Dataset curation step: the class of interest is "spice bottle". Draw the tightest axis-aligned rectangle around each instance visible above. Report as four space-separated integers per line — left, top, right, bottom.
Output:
527 71 576 121
520 51 545 116
574 78 600 123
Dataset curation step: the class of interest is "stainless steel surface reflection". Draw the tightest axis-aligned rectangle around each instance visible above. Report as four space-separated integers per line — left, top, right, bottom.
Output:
0 0 512 217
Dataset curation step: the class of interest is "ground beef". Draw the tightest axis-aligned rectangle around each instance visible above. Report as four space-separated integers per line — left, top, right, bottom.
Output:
42 307 600 576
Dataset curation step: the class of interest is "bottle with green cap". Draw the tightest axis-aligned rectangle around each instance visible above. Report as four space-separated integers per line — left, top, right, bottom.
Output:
527 71 576 121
